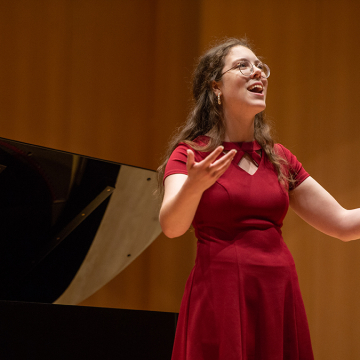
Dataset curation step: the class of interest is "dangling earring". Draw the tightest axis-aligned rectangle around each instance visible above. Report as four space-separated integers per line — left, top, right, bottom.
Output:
217 93 221 105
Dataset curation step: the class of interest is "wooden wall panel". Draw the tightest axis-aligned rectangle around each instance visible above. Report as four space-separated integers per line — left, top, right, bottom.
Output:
0 0 159 167
80 0 202 312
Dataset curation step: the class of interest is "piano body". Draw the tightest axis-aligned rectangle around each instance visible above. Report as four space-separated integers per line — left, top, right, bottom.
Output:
0 137 176 359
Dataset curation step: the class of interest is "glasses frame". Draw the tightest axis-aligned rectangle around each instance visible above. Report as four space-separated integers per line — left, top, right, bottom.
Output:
220 60 270 79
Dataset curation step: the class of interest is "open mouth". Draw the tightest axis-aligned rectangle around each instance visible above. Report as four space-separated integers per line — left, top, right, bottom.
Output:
247 84 263 94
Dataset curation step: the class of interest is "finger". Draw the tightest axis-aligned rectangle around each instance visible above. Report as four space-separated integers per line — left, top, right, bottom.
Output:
213 150 236 172
214 154 235 177
186 149 195 171
211 149 237 168
201 146 225 166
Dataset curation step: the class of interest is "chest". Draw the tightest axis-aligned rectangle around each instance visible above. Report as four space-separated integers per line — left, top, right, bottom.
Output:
194 157 289 228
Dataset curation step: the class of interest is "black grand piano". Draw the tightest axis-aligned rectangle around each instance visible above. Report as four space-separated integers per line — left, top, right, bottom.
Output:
0 137 176 359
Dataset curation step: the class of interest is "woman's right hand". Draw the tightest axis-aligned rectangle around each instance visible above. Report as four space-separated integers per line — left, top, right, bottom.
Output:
159 146 236 238
186 146 237 193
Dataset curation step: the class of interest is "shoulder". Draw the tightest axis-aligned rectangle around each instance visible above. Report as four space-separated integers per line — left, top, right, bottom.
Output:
174 136 211 160
192 135 210 147
172 135 210 151
274 143 300 165
274 143 291 158
274 143 309 187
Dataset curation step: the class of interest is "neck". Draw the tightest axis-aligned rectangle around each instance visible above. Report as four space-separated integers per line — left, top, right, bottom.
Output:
223 114 256 143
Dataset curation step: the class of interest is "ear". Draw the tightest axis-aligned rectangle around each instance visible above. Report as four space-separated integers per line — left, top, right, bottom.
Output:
211 80 222 96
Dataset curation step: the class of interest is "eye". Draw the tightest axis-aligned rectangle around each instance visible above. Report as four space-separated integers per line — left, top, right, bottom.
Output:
238 60 250 69
256 62 264 70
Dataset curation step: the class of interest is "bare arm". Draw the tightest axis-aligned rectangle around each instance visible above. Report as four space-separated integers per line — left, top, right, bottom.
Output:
159 146 236 238
290 176 360 241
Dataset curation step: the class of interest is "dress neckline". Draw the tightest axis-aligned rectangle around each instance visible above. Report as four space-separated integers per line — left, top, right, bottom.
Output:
222 140 261 152
222 140 262 173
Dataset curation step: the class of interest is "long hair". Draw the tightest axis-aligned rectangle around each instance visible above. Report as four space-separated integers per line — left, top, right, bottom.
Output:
157 37 293 196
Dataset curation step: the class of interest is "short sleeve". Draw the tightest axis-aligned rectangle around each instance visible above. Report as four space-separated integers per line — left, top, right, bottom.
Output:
276 144 310 190
163 137 211 183
163 144 190 182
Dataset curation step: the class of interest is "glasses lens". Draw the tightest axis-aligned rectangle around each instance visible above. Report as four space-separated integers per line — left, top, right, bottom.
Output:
238 61 270 78
257 63 270 78
238 60 252 76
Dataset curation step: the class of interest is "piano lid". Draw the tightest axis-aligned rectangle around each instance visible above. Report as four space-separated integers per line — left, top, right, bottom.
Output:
0 137 162 305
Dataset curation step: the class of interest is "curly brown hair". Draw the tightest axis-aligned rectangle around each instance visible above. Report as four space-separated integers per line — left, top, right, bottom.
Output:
157 37 293 196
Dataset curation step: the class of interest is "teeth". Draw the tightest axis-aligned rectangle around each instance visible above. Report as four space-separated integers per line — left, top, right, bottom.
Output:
248 84 263 92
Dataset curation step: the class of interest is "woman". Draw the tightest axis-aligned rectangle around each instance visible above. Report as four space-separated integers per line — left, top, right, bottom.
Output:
158 38 358 360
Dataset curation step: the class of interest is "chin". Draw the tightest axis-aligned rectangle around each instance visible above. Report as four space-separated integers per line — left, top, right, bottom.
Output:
253 102 266 114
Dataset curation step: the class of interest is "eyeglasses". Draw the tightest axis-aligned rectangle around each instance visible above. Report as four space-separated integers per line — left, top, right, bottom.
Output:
220 59 270 79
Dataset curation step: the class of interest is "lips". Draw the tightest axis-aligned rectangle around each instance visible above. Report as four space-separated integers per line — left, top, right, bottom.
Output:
247 83 263 94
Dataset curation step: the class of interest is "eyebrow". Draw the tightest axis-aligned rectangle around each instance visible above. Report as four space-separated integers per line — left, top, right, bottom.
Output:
231 58 262 66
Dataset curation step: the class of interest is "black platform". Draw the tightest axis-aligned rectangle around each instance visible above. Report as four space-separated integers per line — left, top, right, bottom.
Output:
0 301 177 360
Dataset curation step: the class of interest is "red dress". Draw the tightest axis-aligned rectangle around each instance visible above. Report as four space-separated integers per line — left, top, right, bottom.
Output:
164 137 314 360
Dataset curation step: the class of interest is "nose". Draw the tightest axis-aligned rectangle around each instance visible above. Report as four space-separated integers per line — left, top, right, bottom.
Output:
251 65 262 79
